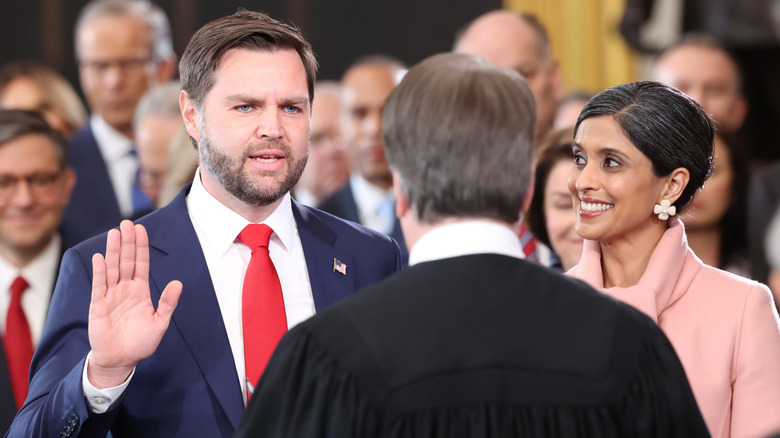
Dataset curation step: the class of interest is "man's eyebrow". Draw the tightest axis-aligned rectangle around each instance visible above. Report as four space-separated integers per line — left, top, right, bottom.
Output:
280 96 309 106
224 94 262 105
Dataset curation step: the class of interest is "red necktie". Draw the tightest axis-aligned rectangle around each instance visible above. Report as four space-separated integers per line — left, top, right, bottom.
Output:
2 276 33 409
518 224 539 264
238 224 287 399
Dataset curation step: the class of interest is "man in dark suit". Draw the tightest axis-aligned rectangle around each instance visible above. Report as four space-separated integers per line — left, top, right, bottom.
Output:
749 162 780 284
8 10 401 438
236 53 709 437
0 111 74 433
318 56 409 262
61 0 177 248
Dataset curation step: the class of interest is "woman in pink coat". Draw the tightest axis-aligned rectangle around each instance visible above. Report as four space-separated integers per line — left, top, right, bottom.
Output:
567 81 780 438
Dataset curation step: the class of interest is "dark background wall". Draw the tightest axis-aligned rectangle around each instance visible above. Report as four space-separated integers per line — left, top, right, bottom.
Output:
0 0 500 98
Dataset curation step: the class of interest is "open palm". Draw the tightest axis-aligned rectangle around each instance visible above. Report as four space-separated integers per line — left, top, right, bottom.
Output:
87 220 182 389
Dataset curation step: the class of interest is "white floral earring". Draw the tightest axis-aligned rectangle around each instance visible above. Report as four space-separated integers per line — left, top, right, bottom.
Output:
653 199 676 220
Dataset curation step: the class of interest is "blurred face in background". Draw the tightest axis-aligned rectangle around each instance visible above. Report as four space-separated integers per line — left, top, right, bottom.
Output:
653 45 747 133
681 135 732 230
296 89 349 203
544 159 582 270
135 114 183 204
553 97 588 130
455 11 562 142
76 13 164 137
0 134 74 265
340 63 398 190
0 77 72 136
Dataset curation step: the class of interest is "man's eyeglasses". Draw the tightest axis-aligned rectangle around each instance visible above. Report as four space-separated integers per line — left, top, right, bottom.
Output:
79 57 154 75
0 171 64 201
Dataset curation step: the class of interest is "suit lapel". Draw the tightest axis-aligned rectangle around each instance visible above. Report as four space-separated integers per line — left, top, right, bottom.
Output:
61 126 122 248
292 202 357 311
70 126 121 217
0 344 16 431
340 183 361 223
146 187 244 430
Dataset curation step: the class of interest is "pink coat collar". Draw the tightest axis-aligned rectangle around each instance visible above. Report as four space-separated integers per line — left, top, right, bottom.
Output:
569 218 702 323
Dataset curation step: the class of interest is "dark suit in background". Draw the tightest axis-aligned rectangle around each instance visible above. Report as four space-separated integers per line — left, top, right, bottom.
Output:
0 247 63 434
318 182 408 264
0 346 15 434
60 125 124 249
9 186 401 437
748 162 780 284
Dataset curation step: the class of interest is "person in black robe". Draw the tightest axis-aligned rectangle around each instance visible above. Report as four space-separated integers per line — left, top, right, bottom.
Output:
235 53 709 438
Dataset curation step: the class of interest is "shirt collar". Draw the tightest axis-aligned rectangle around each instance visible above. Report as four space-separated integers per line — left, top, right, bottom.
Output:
409 220 524 266
350 173 393 213
0 234 61 294
186 168 296 256
90 115 134 161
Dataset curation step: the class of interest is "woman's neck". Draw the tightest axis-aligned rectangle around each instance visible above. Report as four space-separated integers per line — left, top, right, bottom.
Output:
685 225 722 268
600 222 667 288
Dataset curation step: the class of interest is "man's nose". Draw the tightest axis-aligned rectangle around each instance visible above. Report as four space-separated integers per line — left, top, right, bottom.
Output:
256 110 283 140
8 180 35 208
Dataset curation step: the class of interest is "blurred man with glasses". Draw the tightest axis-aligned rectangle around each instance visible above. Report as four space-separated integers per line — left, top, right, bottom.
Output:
62 0 176 248
0 110 75 433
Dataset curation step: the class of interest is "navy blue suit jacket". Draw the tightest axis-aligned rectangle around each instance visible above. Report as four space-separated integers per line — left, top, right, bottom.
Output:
0 346 15 435
1 247 63 435
8 184 402 437
61 125 124 250
318 182 408 264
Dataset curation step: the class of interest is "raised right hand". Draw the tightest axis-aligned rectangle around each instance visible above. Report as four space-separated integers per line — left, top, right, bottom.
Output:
87 220 182 389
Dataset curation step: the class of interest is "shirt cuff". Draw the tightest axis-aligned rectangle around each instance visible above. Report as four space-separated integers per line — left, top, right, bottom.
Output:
81 351 135 414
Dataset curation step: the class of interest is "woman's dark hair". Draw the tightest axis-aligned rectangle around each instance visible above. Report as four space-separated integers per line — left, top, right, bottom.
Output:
574 81 714 212
526 127 574 248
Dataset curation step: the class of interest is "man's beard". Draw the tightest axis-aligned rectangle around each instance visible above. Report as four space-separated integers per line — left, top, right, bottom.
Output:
199 128 308 207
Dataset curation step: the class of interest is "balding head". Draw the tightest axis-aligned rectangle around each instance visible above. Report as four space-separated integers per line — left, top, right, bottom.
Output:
294 81 349 205
455 10 562 143
652 37 747 133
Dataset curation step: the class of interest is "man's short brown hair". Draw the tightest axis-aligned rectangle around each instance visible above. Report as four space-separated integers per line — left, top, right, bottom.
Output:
0 110 69 168
179 9 318 110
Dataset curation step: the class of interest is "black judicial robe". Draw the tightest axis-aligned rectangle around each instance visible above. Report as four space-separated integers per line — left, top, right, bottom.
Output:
237 254 709 438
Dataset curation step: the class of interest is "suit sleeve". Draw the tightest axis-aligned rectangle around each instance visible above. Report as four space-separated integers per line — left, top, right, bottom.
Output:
730 284 780 438
7 247 118 438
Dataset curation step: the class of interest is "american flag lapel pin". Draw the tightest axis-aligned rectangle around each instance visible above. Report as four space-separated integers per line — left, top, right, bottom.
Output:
333 258 347 275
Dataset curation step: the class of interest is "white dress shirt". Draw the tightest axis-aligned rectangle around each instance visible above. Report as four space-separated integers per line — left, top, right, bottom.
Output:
349 173 395 235
187 168 315 402
408 220 525 266
83 168 315 410
90 115 138 218
0 235 60 345
292 187 317 207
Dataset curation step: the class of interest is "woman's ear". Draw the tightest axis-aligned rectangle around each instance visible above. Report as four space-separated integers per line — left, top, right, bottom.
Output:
663 167 691 204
